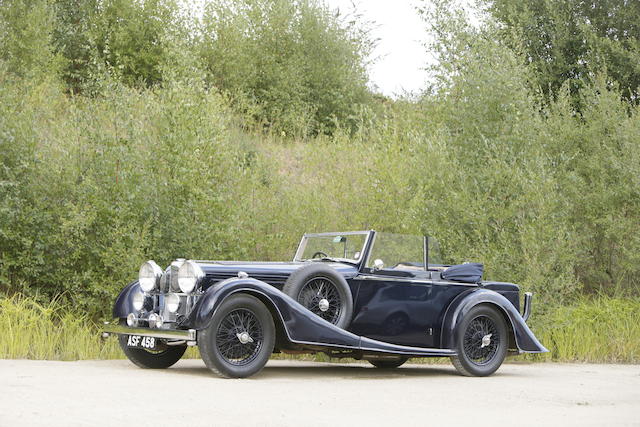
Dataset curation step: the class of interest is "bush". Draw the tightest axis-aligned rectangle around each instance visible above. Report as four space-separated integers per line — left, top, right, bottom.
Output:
198 0 373 136
0 70 244 315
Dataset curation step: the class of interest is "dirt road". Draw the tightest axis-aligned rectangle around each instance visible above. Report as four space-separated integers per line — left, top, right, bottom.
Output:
1 359 638 426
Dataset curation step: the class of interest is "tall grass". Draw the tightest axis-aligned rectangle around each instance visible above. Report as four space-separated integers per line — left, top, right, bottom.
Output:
531 296 640 363
1 294 637 362
0 295 121 360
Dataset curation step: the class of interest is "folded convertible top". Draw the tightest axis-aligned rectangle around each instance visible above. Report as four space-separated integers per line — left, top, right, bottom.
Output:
441 262 483 283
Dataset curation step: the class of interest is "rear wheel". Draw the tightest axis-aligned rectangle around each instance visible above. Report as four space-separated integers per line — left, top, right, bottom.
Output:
450 305 508 377
368 356 408 369
199 294 275 378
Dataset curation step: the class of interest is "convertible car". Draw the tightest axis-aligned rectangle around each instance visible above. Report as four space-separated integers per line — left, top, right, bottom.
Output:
102 231 547 378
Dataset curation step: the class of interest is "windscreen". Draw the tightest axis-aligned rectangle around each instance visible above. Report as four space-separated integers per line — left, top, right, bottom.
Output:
296 233 368 262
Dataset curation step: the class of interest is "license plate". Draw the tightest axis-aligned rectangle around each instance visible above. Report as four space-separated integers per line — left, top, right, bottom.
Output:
127 335 158 350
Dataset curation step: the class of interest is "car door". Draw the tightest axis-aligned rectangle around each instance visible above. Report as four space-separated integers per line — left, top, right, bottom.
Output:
349 270 438 348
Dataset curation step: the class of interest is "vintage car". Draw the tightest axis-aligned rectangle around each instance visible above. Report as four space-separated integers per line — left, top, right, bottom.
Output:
102 231 547 378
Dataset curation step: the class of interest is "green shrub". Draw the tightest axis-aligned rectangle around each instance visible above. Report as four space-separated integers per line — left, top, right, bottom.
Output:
0 70 244 316
198 0 373 136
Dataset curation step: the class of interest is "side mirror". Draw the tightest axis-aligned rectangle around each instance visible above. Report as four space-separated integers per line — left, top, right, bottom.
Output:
372 259 384 271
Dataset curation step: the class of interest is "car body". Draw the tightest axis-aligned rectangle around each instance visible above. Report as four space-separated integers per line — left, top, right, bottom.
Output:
103 230 547 377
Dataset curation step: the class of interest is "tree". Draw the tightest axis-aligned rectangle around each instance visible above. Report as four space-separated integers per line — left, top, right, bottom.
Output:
0 0 58 78
198 0 373 136
488 0 640 103
50 0 185 93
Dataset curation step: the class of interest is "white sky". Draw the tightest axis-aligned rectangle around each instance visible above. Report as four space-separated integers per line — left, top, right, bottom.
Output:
324 0 431 96
187 0 432 97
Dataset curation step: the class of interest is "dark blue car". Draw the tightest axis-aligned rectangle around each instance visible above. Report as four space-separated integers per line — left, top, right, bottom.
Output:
103 230 547 378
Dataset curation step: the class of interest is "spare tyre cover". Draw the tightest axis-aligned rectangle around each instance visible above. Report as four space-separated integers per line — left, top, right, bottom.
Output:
441 263 483 283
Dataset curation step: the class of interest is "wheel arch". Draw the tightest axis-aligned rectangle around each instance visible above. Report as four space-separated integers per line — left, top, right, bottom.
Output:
440 288 548 353
233 289 292 352
185 277 362 349
191 284 291 345
113 280 140 319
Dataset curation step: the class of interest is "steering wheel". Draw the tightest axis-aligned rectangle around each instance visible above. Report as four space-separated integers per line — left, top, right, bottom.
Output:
311 251 329 259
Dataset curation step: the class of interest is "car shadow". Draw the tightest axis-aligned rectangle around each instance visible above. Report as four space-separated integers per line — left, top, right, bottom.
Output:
258 364 457 379
163 360 469 380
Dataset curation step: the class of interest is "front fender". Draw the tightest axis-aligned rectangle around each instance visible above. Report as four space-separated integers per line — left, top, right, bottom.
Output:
440 288 548 353
112 280 141 319
183 277 361 348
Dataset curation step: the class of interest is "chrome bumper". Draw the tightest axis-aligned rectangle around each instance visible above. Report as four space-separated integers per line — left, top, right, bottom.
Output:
522 292 533 322
102 323 197 342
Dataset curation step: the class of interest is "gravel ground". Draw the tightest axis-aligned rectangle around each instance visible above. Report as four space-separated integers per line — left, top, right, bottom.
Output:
1 359 638 426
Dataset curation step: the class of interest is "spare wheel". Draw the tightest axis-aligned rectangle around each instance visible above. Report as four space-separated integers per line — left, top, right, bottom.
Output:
282 263 353 329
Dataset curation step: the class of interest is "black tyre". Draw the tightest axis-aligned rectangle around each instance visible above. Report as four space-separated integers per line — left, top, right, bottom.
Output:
368 356 409 369
282 263 353 329
450 305 508 377
118 332 186 369
199 294 275 378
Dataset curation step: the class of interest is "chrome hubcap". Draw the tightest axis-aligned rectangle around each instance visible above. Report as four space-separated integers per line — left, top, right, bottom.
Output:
480 333 492 348
236 331 254 344
318 298 329 312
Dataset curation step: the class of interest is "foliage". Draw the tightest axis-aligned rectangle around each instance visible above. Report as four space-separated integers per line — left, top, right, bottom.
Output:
198 0 373 136
0 294 122 360
50 0 188 93
529 295 640 363
0 0 59 78
0 69 242 313
486 0 640 104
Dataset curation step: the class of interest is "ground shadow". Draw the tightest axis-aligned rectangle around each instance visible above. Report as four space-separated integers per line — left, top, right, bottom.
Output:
161 360 482 380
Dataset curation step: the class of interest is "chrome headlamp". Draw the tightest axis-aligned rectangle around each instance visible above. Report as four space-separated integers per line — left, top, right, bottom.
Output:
177 260 204 294
148 312 163 328
139 260 163 292
166 293 181 313
132 291 145 311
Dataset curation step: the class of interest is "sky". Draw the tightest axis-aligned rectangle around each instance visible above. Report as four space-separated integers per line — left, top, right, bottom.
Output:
323 0 431 97
187 0 433 97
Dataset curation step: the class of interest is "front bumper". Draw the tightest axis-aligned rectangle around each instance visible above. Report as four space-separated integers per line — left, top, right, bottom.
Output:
102 322 197 343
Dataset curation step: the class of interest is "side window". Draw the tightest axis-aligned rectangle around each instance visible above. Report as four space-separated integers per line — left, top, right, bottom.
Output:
367 233 425 269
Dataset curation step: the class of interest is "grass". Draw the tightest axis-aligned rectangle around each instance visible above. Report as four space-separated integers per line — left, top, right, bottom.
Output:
529 295 640 363
0 295 122 360
1 294 638 363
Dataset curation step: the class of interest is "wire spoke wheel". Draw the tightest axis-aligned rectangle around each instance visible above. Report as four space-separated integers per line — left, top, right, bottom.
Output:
215 308 264 366
463 315 500 365
297 277 342 324
283 264 353 329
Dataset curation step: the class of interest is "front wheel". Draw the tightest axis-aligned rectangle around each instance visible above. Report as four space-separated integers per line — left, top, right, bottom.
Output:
450 305 508 377
118 334 186 369
368 356 408 369
199 294 275 378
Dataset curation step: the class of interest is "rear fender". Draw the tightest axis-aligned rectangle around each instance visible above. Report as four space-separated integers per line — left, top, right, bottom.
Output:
440 288 548 353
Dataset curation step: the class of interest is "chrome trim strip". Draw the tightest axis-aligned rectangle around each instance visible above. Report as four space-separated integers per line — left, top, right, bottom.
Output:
103 323 196 341
354 275 478 287
522 292 533 322
302 231 371 237
358 346 456 356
